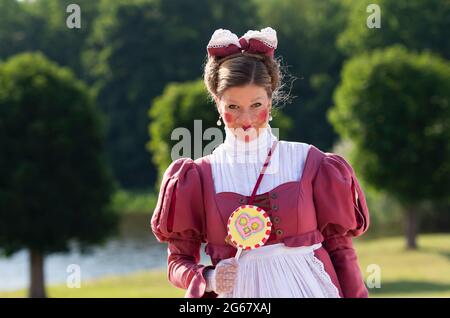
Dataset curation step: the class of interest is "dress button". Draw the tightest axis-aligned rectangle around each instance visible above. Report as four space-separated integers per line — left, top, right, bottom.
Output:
276 229 284 236
270 193 277 199
272 204 278 211
273 216 281 224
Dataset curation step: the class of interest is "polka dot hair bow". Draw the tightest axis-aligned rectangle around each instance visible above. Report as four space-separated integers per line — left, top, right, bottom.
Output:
207 27 278 58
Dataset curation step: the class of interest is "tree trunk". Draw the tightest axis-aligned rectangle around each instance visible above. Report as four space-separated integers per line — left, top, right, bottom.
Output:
29 249 47 298
405 204 418 250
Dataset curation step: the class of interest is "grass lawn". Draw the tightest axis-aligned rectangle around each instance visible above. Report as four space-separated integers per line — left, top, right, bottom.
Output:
1 233 449 298
355 233 450 297
0 271 185 298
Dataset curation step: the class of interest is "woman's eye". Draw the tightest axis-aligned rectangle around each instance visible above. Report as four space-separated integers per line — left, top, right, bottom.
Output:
252 103 262 108
228 105 238 110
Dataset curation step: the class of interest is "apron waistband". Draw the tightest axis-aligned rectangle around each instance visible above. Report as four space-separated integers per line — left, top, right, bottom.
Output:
240 242 322 260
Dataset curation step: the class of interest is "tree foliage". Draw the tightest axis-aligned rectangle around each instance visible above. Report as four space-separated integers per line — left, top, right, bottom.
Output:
85 0 259 188
331 45 450 205
0 52 118 256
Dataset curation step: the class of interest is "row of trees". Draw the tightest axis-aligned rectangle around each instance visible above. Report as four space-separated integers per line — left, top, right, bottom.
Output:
2 0 448 188
1 0 261 188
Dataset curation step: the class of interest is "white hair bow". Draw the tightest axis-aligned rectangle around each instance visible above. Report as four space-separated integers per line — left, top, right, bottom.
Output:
207 27 278 58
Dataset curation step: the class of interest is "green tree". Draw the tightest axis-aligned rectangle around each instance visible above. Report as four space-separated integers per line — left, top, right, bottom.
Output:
338 0 450 237
147 79 292 186
84 0 259 188
24 0 100 78
330 45 450 249
0 53 118 297
0 0 37 58
255 0 348 149
0 0 100 79
338 0 450 59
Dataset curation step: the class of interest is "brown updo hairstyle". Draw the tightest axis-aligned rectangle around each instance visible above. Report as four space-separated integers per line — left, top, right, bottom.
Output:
203 52 289 110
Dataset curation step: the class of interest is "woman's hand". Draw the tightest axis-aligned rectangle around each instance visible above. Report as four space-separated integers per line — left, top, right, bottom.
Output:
205 257 239 294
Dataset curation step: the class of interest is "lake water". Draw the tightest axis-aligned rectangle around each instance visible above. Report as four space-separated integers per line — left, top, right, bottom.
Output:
0 213 212 291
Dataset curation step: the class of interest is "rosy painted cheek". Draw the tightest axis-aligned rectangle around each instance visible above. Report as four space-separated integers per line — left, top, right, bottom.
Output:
257 109 268 122
223 112 234 124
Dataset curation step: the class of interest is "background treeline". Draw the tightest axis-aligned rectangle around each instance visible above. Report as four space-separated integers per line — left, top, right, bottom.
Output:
1 0 449 248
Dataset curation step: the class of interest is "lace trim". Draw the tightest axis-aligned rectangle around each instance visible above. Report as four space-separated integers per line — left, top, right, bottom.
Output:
241 27 277 49
307 253 341 298
207 28 241 48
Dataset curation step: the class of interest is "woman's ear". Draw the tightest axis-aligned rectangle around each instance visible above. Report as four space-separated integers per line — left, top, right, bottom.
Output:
214 96 222 115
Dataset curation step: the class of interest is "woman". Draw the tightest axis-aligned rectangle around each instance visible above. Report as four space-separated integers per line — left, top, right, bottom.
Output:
151 27 370 298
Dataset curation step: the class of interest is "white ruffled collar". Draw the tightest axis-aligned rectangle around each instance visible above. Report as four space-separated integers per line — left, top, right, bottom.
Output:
221 124 278 162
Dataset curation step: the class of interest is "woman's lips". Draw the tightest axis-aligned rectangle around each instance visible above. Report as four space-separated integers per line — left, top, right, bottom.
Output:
242 125 252 131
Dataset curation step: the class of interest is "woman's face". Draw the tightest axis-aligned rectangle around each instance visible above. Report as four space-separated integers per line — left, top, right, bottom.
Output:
215 84 272 142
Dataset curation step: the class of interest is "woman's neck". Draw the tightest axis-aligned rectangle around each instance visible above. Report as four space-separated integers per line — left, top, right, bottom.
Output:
222 124 277 162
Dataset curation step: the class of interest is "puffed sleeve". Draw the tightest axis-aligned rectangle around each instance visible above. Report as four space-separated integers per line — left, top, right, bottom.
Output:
151 158 216 298
313 153 370 298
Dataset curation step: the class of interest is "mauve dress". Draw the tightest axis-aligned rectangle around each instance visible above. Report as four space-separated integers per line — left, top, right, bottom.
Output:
151 137 370 298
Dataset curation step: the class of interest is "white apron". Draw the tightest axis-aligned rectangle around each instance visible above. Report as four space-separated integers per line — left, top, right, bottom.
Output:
218 243 340 298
